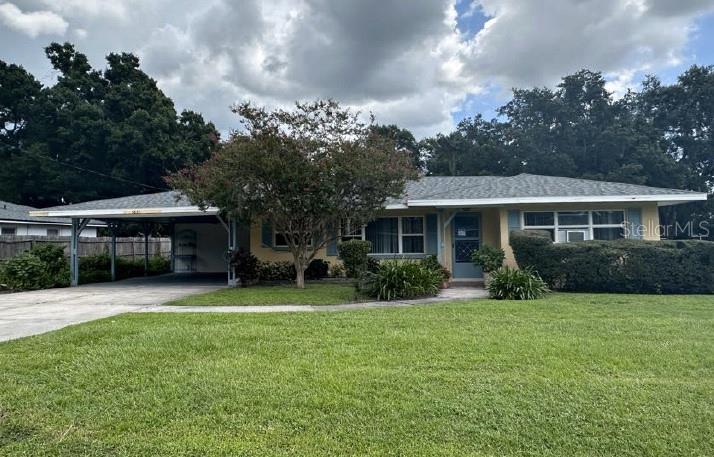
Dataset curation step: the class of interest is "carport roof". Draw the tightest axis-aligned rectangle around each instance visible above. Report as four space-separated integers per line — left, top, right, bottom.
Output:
29 191 219 219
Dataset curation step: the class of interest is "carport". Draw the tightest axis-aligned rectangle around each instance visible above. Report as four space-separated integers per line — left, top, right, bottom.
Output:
30 192 247 287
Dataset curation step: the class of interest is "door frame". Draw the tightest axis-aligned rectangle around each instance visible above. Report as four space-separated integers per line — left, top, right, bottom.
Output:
451 211 483 279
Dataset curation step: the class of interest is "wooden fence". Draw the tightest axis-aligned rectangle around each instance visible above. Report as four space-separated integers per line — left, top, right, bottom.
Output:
0 236 171 260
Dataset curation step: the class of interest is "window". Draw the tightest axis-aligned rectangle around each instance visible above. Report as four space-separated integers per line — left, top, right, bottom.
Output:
522 210 626 243
365 216 426 254
273 231 311 248
401 217 425 254
366 218 399 254
1 227 16 236
524 212 554 227
47 228 59 237
340 220 365 242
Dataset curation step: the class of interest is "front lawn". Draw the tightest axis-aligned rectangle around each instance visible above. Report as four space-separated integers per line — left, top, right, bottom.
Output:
166 282 362 306
1 293 713 456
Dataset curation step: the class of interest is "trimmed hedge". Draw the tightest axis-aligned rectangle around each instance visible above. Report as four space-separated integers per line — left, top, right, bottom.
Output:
510 230 714 294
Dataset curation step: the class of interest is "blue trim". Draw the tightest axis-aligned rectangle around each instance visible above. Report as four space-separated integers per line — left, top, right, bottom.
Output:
507 210 521 234
261 221 273 247
425 213 438 255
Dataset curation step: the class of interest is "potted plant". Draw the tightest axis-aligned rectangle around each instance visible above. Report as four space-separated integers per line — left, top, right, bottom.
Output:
471 245 505 287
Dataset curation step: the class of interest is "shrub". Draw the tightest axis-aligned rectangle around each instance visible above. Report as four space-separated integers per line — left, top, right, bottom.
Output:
359 260 441 301
29 244 69 287
510 230 714 294
338 240 372 277
488 266 549 300
79 254 170 284
231 250 259 284
421 255 451 282
0 252 53 291
258 261 296 281
366 256 380 273
329 263 346 278
305 259 329 280
471 245 505 273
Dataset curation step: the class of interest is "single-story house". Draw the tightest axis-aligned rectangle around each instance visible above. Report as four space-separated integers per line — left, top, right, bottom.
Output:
30 174 708 286
1 200 103 237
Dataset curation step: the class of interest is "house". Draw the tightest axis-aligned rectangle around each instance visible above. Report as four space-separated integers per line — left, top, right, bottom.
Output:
0 200 103 237
30 174 708 286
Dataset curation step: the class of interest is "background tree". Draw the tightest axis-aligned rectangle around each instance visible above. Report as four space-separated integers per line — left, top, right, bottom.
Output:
371 124 422 170
169 100 417 288
0 42 219 207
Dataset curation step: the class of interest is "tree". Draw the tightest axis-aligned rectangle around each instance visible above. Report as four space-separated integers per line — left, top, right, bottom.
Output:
0 42 219 207
370 124 422 170
169 100 417 288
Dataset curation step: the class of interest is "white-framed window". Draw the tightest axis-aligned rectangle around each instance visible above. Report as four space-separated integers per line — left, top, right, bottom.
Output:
365 216 426 254
522 210 626 243
1 227 16 236
340 220 365 243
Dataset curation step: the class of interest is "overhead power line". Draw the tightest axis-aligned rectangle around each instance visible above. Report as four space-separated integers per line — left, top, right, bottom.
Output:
32 152 169 191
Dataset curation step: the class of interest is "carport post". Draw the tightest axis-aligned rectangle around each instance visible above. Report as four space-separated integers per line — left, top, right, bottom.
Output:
228 218 237 287
169 222 176 273
70 218 90 287
143 223 150 276
109 222 119 281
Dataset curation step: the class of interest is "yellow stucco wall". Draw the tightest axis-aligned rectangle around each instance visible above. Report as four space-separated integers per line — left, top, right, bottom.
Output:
248 203 662 272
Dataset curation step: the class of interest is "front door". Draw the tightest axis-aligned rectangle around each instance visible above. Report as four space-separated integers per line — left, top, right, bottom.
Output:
452 212 482 279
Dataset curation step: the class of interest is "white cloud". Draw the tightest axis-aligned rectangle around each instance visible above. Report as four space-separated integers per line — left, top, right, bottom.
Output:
462 0 714 90
0 2 67 38
2 0 714 138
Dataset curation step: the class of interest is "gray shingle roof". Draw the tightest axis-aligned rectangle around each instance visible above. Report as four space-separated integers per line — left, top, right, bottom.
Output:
402 174 703 201
40 191 191 212
34 175 705 215
0 200 104 225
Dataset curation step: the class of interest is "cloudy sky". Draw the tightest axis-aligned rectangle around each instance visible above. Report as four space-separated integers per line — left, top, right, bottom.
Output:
2 0 714 138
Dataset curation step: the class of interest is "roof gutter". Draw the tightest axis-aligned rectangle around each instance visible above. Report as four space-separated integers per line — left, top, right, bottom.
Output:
29 206 220 219
405 193 708 207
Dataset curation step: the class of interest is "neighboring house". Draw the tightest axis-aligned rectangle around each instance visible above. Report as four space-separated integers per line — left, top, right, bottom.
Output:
0 200 103 237
31 174 708 285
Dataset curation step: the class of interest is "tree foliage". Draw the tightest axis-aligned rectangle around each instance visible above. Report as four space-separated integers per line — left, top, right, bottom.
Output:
422 68 713 238
0 42 218 207
169 100 416 287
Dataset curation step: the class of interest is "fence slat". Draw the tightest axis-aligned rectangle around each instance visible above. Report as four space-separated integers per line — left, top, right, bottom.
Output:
0 236 171 260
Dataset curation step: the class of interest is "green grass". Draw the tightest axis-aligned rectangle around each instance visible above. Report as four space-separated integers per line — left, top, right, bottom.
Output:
1 293 713 456
166 282 363 306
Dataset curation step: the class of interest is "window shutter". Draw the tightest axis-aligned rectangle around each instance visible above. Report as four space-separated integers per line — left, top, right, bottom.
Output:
326 223 338 256
626 208 643 239
425 214 438 255
507 210 521 234
261 221 273 247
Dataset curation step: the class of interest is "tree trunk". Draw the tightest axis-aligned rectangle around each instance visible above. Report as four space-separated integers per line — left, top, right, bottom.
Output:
295 267 306 288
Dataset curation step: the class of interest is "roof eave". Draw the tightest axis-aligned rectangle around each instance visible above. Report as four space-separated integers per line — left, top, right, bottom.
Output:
405 193 709 207
29 206 220 219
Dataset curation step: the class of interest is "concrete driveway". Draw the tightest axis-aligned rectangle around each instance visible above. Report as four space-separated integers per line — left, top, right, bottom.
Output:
0 274 226 342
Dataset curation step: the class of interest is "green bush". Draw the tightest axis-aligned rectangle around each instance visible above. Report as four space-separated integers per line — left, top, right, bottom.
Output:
337 240 372 277
367 256 380 273
487 266 549 300
231 250 260 284
420 255 450 282
305 259 329 280
0 252 53 290
510 230 714 294
79 254 170 284
471 245 505 273
258 261 296 281
359 260 441 301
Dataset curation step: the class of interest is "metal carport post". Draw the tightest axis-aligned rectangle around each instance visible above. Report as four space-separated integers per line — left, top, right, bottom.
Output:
70 217 90 287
